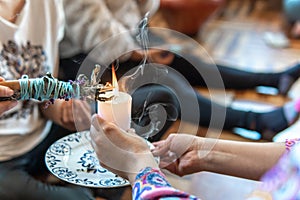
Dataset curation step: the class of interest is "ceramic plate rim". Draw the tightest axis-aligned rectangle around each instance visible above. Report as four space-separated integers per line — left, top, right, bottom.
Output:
45 131 130 188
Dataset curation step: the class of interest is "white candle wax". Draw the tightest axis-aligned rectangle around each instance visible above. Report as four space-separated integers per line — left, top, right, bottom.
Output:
97 92 132 130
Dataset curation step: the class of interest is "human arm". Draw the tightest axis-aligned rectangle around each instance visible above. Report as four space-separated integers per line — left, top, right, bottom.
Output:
89 114 200 199
152 134 286 180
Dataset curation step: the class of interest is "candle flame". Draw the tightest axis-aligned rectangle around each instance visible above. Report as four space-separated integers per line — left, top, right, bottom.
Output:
112 64 119 95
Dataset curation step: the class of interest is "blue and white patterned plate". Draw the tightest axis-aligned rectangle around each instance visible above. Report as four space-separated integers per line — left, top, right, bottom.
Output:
45 131 130 188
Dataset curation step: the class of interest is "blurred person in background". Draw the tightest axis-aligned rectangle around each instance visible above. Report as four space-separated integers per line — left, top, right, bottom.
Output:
60 0 300 143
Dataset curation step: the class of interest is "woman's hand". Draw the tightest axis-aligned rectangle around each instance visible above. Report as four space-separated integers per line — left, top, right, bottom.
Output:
41 99 91 131
152 133 205 176
60 99 91 131
0 77 18 115
154 134 287 180
90 114 158 184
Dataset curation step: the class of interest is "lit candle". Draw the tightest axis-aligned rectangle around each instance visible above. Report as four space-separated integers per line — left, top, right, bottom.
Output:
111 64 119 97
97 65 132 130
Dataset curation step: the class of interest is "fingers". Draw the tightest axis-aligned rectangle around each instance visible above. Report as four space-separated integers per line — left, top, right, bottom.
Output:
91 114 113 133
90 114 105 139
91 114 139 140
162 160 183 176
153 134 197 155
0 101 18 115
0 86 14 97
90 114 133 176
152 140 170 156
59 100 75 130
169 134 197 157
73 100 91 131
152 133 198 173
59 100 91 131
0 77 14 97
90 118 106 156
90 114 117 145
151 133 176 156
90 114 158 178
0 83 17 115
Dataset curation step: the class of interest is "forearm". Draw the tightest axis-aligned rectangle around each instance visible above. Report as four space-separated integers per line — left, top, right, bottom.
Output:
201 139 286 180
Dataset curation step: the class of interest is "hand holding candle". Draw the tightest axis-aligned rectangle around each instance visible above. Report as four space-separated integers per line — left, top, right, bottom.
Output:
97 65 132 130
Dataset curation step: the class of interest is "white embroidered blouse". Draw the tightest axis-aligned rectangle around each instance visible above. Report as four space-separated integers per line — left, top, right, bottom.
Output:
0 0 65 161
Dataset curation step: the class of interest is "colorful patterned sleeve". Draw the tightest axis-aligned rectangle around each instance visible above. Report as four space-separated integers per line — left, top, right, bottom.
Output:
247 138 300 199
284 138 300 152
132 167 200 200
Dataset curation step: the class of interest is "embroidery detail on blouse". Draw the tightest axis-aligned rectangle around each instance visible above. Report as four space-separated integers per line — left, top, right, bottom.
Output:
0 40 49 119
0 40 49 80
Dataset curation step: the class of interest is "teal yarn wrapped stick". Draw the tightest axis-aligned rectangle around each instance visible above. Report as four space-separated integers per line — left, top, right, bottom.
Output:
19 73 81 101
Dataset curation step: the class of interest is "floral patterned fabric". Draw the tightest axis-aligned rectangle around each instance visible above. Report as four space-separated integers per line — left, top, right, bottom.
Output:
249 138 300 200
285 138 300 152
133 167 200 200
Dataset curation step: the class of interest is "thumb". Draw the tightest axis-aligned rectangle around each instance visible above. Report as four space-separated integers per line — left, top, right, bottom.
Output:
91 114 106 130
90 114 105 140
